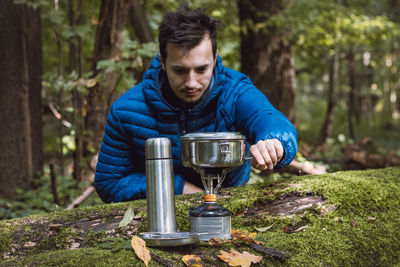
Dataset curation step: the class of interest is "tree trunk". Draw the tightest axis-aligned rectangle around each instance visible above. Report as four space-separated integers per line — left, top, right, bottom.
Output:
319 51 340 144
389 0 400 120
347 50 356 140
129 0 154 44
0 1 43 198
69 0 85 182
85 0 131 156
129 0 155 82
238 0 296 123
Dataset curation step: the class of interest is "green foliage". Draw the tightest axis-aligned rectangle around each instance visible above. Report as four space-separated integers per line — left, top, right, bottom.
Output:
95 38 158 93
13 0 49 9
0 165 103 220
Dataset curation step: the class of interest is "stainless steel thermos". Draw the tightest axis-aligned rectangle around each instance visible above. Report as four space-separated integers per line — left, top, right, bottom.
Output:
145 137 177 233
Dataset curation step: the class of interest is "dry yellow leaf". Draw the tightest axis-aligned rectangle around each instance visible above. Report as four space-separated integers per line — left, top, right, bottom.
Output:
218 248 262 267
91 15 99 25
131 235 151 267
231 229 263 244
85 78 97 88
182 254 203 267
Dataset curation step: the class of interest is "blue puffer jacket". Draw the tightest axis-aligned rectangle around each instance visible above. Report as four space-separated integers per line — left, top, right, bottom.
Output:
95 55 297 203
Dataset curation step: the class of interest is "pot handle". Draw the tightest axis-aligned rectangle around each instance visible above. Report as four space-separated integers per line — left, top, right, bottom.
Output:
219 143 231 155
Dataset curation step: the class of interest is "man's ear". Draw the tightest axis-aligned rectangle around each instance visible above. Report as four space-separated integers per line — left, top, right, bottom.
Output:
159 53 166 71
213 50 218 66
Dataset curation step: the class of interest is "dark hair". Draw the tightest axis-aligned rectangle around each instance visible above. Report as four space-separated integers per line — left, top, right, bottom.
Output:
158 3 223 61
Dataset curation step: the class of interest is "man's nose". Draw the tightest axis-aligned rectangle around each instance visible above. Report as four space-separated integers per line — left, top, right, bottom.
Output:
185 71 198 89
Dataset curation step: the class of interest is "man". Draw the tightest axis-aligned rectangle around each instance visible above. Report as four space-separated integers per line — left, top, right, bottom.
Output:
95 4 297 203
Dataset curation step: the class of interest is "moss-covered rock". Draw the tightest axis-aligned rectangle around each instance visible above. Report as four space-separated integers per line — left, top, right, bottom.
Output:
1 167 399 266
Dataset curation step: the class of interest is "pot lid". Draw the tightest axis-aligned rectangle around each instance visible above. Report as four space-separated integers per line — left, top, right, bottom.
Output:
180 132 245 141
139 232 199 247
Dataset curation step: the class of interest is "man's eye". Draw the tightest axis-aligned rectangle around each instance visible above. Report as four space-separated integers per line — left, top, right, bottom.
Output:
197 67 207 73
174 69 184 74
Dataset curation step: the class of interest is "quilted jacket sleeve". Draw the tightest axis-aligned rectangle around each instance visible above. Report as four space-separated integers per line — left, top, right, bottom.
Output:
234 81 298 168
94 106 146 203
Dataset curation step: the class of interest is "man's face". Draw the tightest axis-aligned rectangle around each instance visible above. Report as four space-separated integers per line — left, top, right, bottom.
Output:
160 37 216 104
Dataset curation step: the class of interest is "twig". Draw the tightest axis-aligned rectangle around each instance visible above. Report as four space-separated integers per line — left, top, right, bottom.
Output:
249 243 288 261
66 185 96 210
150 252 174 267
48 103 72 128
282 159 327 175
66 154 99 210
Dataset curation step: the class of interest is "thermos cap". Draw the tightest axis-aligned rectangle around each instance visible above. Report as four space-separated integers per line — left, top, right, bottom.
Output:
145 137 172 159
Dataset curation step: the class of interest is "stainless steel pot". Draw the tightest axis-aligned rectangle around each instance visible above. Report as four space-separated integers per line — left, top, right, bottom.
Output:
180 132 246 168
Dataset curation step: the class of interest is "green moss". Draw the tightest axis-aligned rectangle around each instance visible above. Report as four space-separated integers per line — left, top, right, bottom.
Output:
248 167 400 266
2 248 139 267
84 229 109 247
32 228 74 255
1 167 399 266
0 224 14 256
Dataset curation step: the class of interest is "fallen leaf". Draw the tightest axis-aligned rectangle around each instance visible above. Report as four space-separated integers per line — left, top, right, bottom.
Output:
232 229 255 240
23 241 36 248
231 229 264 245
131 235 151 266
294 225 307 232
255 224 274 232
283 225 292 233
182 255 203 267
208 238 231 246
351 219 357 228
235 209 248 217
49 224 63 231
70 242 80 249
119 206 135 227
218 248 262 267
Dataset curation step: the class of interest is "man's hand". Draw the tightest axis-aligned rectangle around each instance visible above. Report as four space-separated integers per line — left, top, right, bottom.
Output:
250 139 284 170
183 181 203 194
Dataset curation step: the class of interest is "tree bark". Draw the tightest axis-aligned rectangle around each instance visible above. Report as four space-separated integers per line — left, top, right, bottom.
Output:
319 51 340 144
238 0 296 123
347 50 356 140
129 0 155 82
85 0 131 156
389 0 400 120
68 0 85 182
0 1 43 198
129 0 154 44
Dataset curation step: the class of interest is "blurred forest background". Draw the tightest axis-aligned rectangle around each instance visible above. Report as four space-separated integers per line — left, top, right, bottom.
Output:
0 0 399 220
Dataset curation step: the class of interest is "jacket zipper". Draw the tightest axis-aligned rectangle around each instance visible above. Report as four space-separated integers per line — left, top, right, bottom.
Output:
180 110 186 134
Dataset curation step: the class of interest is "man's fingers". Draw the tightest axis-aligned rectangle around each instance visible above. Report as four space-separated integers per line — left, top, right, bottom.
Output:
250 139 284 171
263 141 278 166
256 140 274 169
250 145 265 169
272 139 284 162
